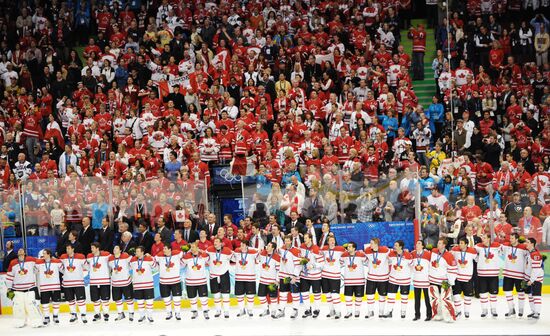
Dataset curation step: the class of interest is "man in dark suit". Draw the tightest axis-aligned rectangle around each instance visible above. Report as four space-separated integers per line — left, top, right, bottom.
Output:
78 217 95 255
284 211 304 234
98 217 114 252
137 222 154 254
301 189 325 223
68 230 84 254
2 241 16 272
201 213 220 240
156 216 173 247
119 231 137 255
458 223 481 297
56 223 70 257
266 224 285 248
182 219 199 243
317 222 336 248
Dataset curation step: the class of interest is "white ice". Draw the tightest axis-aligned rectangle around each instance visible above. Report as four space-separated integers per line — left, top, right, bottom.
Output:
1 296 549 336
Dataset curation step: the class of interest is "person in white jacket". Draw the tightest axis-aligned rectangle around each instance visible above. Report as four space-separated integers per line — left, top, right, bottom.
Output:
58 145 79 177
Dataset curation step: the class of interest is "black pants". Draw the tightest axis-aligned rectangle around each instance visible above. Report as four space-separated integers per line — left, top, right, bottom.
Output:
159 283 182 298
344 285 365 297
452 280 474 296
64 286 86 301
258 283 278 298
186 284 208 299
40 290 61 304
478 276 499 295
90 284 110 301
321 278 341 294
133 288 154 300
235 281 256 296
112 285 133 301
366 280 387 296
525 281 542 296
300 279 321 293
210 272 231 294
414 287 432 318
503 277 523 292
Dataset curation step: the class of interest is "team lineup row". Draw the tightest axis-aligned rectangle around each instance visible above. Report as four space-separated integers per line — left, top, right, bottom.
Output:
5 233 545 327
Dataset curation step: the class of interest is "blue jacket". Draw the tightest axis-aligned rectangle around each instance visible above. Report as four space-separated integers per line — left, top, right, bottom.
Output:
382 116 399 138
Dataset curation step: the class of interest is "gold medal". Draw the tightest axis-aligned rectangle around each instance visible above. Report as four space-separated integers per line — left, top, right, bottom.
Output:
192 266 198 271
373 264 378 269
460 264 466 268
485 259 490 264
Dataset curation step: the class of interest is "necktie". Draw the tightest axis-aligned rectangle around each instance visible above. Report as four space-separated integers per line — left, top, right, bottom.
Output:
210 225 214 236
185 230 189 242
294 237 298 247
255 237 259 248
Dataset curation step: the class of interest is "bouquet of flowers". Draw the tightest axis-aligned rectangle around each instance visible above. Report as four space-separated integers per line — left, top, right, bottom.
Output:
128 247 136 256
181 244 191 253
283 277 291 284
441 280 451 291
300 258 309 265
267 283 279 292
6 289 14 301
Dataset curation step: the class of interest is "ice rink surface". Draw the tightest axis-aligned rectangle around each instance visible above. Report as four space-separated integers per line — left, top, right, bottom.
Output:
1 296 549 336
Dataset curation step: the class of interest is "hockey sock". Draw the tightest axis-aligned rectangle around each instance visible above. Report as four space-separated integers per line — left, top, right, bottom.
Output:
401 295 408 314
518 292 525 314
489 294 498 311
42 304 50 317
259 296 268 310
213 293 221 311
200 297 209 311
101 300 109 314
332 293 341 312
453 294 462 313
174 296 181 313
246 294 255 309
480 293 489 311
94 301 101 314
366 295 375 313
291 293 300 309
505 291 514 311
270 301 278 312
116 300 123 313
533 296 541 314
146 299 153 316
237 295 245 310
137 300 145 316
354 297 362 313
529 294 535 312
313 293 321 310
379 296 386 315
326 293 333 311
279 292 287 308
301 292 310 309
222 294 230 312
464 296 472 314
190 297 198 311
77 300 86 314
387 293 396 313
163 297 172 313
69 300 76 314
126 299 134 313
53 302 60 316
345 296 353 313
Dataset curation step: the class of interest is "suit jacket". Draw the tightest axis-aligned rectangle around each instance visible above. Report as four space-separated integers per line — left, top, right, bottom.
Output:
98 227 115 252
201 223 220 239
56 230 70 256
182 228 199 243
457 234 481 248
157 226 173 247
316 231 336 248
78 226 95 255
120 239 137 255
284 219 305 235
68 240 84 254
2 250 16 272
137 231 154 254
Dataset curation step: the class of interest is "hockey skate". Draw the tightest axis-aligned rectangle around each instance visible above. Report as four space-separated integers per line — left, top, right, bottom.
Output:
290 308 299 319
165 312 173 320
43 316 50 326
224 311 230 319
302 308 312 318
53 315 59 324
81 314 88 323
203 310 210 320
334 312 341 319
312 309 320 318
344 312 353 319
505 309 516 318
69 313 78 323
259 309 270 317
92 314 101 322
103 314 109 321
115 313 126 321
175 312 181 320
191 311 198 319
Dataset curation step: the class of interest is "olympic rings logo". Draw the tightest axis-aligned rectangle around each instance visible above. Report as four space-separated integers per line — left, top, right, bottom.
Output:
218 167 242 183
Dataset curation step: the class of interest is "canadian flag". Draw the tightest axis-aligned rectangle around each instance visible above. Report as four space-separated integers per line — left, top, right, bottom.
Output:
175 210 186 222
157 80 171 98
212 50 230 71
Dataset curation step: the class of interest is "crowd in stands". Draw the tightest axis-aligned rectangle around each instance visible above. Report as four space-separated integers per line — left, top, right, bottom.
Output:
0 0 549 258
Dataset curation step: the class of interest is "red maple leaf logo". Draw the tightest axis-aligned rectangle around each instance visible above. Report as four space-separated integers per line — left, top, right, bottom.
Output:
431 261 439 268
508 254 517 261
